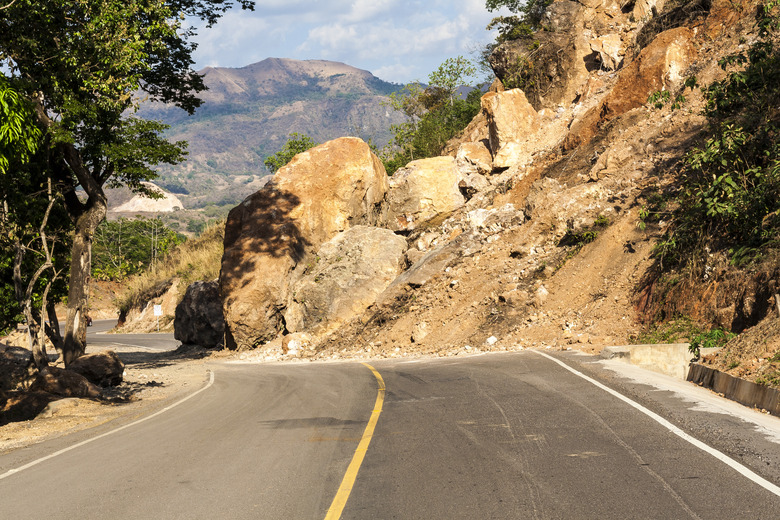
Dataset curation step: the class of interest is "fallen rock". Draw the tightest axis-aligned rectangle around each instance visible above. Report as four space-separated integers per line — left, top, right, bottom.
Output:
386 156 464 232
174 280 224 348
376 232 482 308
590 34 624 71
456 141 493 176
30 366 102 398
285 226 408 334
220 137 389 349
481 89 540 169
67 351 124 387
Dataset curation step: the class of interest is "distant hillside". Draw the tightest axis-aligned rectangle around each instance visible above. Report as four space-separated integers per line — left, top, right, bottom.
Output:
138 58 406 209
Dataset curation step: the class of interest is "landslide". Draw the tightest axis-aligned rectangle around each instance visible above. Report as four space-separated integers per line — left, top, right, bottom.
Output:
306 0 780 390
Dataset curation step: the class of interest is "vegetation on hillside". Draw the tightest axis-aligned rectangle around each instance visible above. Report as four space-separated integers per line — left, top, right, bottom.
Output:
485 0 553 43
92 218 186 281
263 133 318 173
382 57 482 174
653 1 780 271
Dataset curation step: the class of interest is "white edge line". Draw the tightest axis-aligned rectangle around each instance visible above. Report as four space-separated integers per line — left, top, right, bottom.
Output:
0 369 215 481
535 351 780 497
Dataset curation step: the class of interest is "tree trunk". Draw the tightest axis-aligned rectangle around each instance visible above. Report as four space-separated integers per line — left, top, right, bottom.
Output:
62 198 107 366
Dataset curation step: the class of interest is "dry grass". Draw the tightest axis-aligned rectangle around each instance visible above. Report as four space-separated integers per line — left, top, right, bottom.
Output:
117 220 225 313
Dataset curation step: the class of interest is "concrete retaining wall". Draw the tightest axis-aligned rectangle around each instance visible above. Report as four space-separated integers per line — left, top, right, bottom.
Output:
687 363 780 417
600 343 692 379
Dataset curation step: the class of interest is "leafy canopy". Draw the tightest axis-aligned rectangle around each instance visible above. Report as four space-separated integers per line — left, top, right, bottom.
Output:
486 0 552 43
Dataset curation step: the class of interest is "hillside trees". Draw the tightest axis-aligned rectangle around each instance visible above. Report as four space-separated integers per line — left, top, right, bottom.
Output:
383 57 481 173
0 0 253 365
93 218 186 281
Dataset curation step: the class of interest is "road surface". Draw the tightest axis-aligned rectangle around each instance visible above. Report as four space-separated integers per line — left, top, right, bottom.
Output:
2 349 780 519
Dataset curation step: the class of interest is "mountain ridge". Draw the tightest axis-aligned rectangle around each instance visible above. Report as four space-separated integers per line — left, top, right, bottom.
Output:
137 57 406 209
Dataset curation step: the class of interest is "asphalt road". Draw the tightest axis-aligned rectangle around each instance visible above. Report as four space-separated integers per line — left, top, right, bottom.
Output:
2 350 780 519
86 319 180 352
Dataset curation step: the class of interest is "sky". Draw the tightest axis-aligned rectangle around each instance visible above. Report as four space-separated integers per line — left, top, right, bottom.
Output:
190 0 508 84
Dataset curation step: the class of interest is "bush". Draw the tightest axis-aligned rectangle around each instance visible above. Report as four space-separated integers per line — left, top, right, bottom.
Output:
654 1 780 269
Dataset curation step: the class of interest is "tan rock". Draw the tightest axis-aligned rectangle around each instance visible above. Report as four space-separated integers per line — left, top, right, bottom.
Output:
386 156 464 232
589 34 623 71
482 89 540 169
566 27 697 150
220 137 389 349
67 351 124 387
633 0 665 20
285 226 408 335
456 141 493 176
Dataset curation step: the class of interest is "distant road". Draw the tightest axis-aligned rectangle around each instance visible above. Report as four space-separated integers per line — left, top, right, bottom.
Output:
1 351 779 518
86 319 179 352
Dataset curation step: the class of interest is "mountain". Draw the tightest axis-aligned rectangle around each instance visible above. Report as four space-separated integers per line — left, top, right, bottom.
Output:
137 58 406 209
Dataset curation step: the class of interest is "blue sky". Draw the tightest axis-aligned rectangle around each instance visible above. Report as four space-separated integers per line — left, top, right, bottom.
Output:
190 0 507 84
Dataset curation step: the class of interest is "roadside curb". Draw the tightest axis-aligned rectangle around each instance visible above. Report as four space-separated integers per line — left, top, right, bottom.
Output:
687 363 780 418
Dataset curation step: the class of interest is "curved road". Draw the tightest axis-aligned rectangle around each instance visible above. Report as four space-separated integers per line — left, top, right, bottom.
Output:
2 345 780 518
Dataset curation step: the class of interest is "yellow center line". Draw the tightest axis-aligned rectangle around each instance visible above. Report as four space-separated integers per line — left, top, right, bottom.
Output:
324 362 386 520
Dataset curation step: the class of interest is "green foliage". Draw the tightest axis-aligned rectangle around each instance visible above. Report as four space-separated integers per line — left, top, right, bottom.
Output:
0 76 41 175
382 57 481 174
654 1 780 269
485 0 553 43
636 317 734 359
263 132 318 173
92 218 185 281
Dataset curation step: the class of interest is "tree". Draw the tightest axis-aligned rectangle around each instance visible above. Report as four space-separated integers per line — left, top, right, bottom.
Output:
485 0 552 43
1 77 69 367
382 57 482 173
264 133 318 173
428 57 477 105
0 0 254 365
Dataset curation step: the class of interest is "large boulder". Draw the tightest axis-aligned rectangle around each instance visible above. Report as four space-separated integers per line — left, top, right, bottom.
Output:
219 137 389 349
174 280 224 347
67 351 124 387
385 156 465 232
284 226 408 334
481 89 541 169
30 366 102 398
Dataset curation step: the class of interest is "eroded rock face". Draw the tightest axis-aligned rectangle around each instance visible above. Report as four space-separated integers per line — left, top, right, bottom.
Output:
481 89 540 169
566 27 697 150
386 156 465 232
174 280 224 347
489 1 592 110
67 351 124 387
219 137 389 349
285 226 408 334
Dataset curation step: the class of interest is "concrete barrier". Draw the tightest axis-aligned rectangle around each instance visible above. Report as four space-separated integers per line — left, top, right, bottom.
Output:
600 343 693 379
687 363 780 417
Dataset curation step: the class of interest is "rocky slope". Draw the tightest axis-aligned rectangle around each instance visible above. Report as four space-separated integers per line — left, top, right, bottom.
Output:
164 0 780 385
